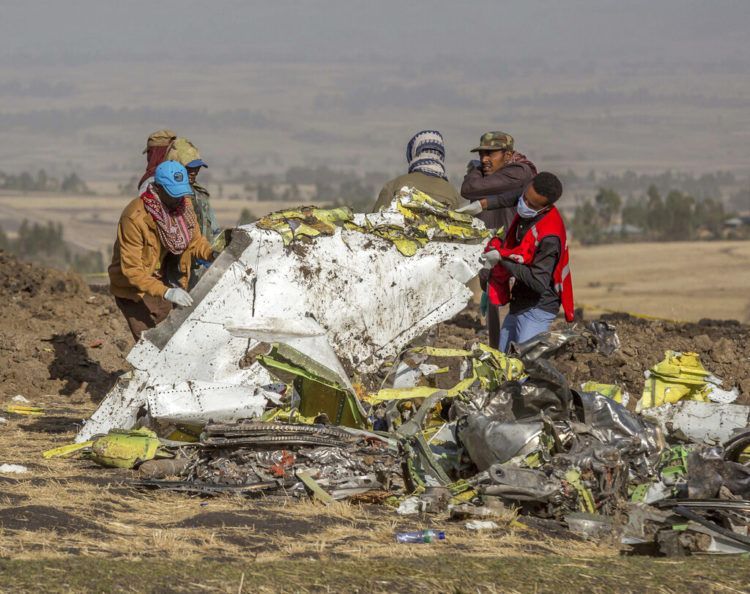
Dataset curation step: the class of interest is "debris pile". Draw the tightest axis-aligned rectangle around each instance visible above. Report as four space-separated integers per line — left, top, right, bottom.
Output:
42 191 750 556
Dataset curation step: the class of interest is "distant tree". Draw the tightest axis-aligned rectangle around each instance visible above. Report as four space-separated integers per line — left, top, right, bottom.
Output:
314 181 335 203
594 188 622 227
61 172 91 194
281 183 301 202
645 185 665 237
0 225 8 251
72 250 105 274
694 198 726 238
256 183 276 201
337 179 375 212
663 190 696 240
571 200 601 244
621 197 648 230
36 169 48 191
237 208 256 226
18 171 34 192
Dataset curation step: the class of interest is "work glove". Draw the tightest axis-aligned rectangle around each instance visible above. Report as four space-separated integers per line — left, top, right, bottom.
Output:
456 201 483 216
164 287 194 307
479 249 501 270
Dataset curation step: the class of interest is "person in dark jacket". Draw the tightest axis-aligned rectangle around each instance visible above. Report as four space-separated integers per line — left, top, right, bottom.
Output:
457 131 537 348
457 131 537 232
481 172 570 352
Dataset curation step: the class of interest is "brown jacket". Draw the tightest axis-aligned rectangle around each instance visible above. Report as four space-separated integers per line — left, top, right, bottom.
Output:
109 197 213 301
460 155 537 230
372 171 461 212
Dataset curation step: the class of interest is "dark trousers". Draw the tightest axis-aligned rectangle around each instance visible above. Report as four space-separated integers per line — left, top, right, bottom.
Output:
487 303 500 350
115 295 173 341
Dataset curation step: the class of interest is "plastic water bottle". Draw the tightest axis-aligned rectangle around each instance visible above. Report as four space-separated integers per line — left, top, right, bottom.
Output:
395 530 446 544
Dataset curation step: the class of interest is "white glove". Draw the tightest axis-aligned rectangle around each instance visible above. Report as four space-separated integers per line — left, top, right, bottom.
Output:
479 249 502 270
164 287 194 307
456 201 483 216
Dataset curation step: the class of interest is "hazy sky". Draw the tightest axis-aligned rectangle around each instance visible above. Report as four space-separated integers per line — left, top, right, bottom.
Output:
1 0 749 178
1 0 748 65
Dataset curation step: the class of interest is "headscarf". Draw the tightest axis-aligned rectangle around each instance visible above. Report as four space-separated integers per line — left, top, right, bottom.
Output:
139 129 177 187
406 130 447 180
508 151 538 175
140 184 197 254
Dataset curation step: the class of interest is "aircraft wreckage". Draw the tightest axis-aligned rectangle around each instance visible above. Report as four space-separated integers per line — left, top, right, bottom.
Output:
58 189 750 556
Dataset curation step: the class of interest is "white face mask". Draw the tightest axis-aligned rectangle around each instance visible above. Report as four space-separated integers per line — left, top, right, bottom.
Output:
516 195 540 219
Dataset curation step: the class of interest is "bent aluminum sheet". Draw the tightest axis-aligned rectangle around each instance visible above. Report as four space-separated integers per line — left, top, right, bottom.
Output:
78 219 483 441
147 381 271 424
642 401 750 444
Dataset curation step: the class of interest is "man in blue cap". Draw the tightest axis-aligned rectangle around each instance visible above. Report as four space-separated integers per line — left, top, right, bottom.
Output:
109 160 216 340
166 137 220 244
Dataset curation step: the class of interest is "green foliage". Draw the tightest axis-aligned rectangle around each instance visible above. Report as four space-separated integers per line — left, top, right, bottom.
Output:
0 219 104 273
256 183 276 201
594 188 622 227
335 179 376 212
237 208 256 226
0 169 93 194
571 185 730 244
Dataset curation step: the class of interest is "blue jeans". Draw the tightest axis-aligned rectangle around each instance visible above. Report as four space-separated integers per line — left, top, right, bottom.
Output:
498 308 557 353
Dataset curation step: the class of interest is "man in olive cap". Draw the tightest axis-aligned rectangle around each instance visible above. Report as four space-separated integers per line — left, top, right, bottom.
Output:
458 131 537 348
458 131 537 232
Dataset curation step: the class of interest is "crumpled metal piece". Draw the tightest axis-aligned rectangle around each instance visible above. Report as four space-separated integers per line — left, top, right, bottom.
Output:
574 391 663 458
509 330 581 363
586 321 621 356
481 465 562 502
457 415 543 471
687 446 750 499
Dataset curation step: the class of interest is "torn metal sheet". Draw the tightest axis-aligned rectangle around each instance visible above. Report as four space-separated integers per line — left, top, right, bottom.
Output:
147 381 271 424
458 416 543 471
641 401 750 444
78 205 485 442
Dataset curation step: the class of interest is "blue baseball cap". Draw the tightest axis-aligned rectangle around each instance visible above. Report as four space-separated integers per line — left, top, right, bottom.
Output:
186 158 208 169
154 161 194 198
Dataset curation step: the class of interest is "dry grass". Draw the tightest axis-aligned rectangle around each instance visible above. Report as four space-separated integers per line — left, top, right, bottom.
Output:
3 403 750 591
0 402 612 564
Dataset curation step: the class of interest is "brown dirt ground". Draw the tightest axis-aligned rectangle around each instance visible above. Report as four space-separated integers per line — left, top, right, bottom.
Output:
0 251 132 406
2 253 750 591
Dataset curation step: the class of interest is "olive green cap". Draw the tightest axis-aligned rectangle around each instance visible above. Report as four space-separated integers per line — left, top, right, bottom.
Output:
470 131 514 153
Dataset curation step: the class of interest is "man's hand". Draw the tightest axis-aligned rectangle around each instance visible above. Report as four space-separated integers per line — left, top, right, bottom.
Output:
456 201 483 216
164 287 194 307
479 249 502 270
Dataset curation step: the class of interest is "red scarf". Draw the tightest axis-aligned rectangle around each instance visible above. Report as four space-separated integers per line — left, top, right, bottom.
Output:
140 185 196 254
139 144 174 188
